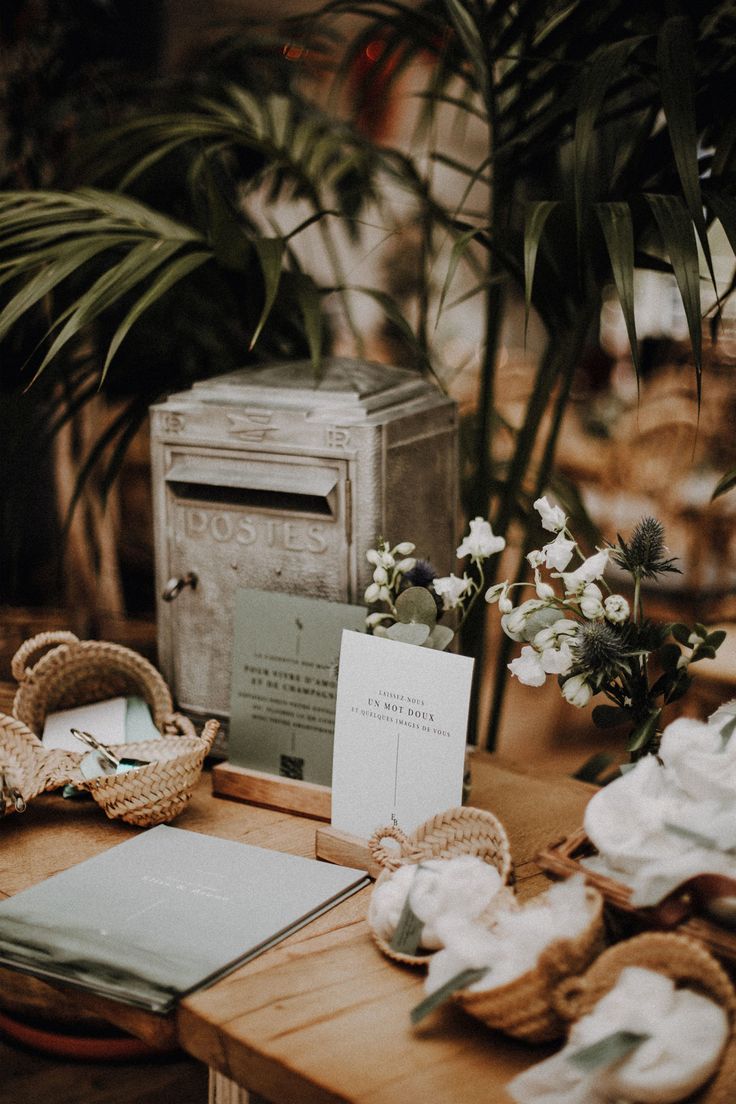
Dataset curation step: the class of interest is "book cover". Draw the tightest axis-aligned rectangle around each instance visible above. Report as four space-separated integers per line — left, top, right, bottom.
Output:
0 826 369 1013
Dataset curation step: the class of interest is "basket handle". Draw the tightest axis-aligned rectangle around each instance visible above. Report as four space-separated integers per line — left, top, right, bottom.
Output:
368 823 424 871
11 631 80 682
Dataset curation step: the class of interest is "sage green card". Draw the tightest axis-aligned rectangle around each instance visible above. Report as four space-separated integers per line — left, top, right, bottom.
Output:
229 589 366 784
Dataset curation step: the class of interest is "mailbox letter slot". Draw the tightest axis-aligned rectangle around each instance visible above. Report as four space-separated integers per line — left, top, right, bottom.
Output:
165 454 340 518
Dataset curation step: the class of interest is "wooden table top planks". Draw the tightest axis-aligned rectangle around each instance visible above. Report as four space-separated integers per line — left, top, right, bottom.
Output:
0 736 593 1104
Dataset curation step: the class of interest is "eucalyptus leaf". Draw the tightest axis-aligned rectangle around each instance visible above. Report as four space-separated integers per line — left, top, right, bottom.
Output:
386 622 432 646
395 586 438 628
425 624 455 651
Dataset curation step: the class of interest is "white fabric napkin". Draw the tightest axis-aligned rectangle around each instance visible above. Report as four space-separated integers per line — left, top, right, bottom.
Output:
583 714 736 906
369 855 502 950
507 966 729 1104
425 875 593 994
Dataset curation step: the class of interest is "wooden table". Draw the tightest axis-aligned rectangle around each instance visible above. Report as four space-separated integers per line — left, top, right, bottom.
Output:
0 752 593 1104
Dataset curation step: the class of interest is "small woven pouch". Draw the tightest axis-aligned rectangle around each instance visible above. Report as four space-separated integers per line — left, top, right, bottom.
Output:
454 884 605 1043
0 712 218 827
553 931 736 1104
2 631 217 827
11 631 193 738
367 806 514 968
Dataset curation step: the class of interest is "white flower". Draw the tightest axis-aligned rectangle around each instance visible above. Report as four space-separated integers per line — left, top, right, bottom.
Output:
485 581 509 604
579 582 605 620
501 599 562 642
603 594 629 623
508 646 547 687
540 640 575 675
561 674 593 708
364 582 391 604
366 542 395 569
433 573 471 611
394 541 416 556
526 548 545 569
498 595 513 614
534 569 555 600
559 549 609 594
366 612 392 627
534 495 567 533
456 517 506 562
541 533 576 572
395 557 417 574
373 565 389 585
533 619 579 649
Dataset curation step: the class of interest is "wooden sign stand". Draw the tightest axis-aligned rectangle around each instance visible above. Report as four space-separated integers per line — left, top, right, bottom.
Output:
211 763 380 876
211 761 331 821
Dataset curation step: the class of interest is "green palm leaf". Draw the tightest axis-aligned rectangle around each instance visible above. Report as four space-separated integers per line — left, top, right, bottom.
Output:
523 201 559 338
645 193 702 400
595 202 640 379
657 16 717 297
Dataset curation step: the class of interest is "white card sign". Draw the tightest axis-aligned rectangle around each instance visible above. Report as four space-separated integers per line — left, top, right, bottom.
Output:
331 631 474 839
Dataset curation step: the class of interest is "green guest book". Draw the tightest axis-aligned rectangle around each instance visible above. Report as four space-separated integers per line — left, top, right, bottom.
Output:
0 825 369 1013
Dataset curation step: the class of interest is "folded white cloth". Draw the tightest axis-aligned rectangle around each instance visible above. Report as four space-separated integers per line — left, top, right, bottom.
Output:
507 967 729 1104
583 713 736 906
368 855 502 950
425 875 593 995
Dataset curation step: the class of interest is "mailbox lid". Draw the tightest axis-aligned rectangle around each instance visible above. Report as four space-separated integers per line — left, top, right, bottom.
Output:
180 357 428 414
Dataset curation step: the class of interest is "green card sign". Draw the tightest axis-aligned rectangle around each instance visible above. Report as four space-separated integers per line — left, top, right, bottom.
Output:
228 589 365 785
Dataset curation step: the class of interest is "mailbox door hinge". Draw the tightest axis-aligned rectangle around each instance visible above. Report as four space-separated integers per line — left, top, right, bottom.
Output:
344 478 352 544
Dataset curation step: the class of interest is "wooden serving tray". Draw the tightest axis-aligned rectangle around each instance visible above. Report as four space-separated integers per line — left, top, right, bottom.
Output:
537 828 736 969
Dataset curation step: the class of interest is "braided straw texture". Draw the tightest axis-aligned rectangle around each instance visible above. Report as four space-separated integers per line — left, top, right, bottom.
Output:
12 632 194 738
0 711 218 827
454 886 605 1042
367 806 513 968
552 931 736 1104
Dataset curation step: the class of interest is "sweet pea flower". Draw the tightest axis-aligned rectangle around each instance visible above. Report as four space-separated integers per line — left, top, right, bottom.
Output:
526 548 545 569
541 532 576 572
508 646 547 687
395 557 417 574
561 674 593 707
456 517 506 562
579 582 605 620
373 565 389 585
366 542 396 570
433 573 471 611
364 582 391 604
534 496 567 533
485 582 508 604
394 542 416 556
501 599 562 642
534 569 555 600
539 639 575 675
558 549 609 594
604 594 630 623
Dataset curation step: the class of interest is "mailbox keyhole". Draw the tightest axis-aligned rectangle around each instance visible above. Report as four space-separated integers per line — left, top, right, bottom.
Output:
162 572 198 602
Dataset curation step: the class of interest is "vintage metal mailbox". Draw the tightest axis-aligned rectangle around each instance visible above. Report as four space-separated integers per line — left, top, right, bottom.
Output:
150 357 458 736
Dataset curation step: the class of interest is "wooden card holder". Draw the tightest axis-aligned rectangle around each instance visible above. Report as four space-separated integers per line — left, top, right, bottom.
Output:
211 761 331 821
314 825 379 877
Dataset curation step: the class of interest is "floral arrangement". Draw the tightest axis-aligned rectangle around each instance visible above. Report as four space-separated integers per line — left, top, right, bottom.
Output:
363 518 505 651
364 502 724 759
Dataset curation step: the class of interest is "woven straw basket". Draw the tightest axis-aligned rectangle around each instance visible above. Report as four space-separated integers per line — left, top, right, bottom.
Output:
2 632 217 827
367 806 514 967
553 932 736 1104
454 884 604 1043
